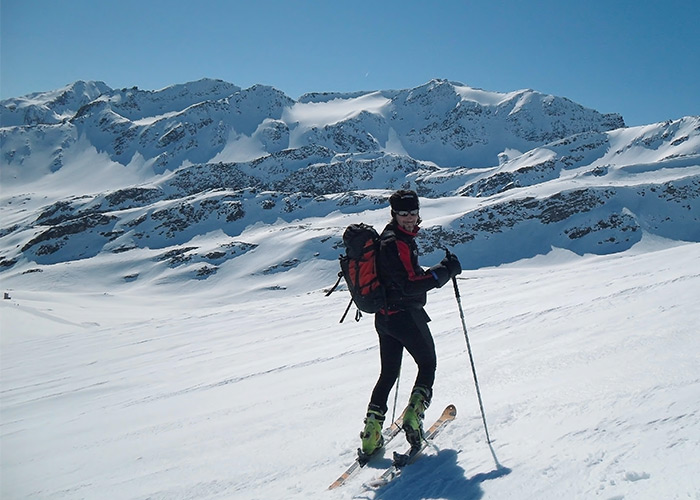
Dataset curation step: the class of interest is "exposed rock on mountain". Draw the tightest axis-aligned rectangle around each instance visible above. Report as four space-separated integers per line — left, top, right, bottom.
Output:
0 79 698 287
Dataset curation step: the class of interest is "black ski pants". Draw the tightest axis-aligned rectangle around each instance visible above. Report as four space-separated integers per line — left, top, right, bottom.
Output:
369 308 436 414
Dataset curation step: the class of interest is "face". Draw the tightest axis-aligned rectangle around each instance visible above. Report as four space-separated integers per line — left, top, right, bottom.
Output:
395 209 419 232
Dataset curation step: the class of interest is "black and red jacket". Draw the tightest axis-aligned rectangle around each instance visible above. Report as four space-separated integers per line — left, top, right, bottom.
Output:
377 220 439 311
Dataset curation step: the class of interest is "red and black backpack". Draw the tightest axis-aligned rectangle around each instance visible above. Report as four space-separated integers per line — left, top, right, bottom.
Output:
326 223 387 322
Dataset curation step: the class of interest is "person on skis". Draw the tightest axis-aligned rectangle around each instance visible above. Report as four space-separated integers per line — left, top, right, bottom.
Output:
360 189 462 458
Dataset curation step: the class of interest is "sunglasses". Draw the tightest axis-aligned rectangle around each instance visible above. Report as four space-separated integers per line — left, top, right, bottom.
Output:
395 209 420 216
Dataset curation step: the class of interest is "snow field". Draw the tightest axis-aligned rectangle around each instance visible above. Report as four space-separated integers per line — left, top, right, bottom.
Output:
2 240 698 499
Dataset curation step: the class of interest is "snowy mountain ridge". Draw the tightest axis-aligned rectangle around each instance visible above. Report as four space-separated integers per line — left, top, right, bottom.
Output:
0 79 699 296
2 78 624 168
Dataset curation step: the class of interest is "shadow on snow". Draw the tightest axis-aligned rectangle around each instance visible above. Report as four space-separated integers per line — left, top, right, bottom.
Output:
362 448 511 500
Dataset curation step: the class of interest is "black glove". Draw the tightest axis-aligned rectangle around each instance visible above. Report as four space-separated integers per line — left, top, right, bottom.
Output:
441 253 462 278
428 264 451 288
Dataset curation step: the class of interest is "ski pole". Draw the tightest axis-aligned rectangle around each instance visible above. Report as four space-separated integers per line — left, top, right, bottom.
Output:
448 252 492 444
390 364 401 426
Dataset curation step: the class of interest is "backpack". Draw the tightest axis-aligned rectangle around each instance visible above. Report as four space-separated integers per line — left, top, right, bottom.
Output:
326 223 387 322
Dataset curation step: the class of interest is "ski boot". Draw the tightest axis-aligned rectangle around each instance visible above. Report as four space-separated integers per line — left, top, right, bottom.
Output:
401 385 431 448
359 404 385 463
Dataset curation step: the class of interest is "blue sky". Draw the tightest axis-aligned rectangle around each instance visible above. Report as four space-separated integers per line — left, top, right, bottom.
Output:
1 0 698 126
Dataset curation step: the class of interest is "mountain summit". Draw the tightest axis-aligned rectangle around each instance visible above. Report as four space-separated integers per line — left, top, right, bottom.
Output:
2 78 624 170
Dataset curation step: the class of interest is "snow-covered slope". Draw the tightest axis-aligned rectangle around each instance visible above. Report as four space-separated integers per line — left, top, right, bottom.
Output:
1 113 698 282
0 80 112 126
1 238 698 499
1 79 699 499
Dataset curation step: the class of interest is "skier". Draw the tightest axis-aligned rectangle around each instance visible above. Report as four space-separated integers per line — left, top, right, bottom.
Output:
360 189 462 457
